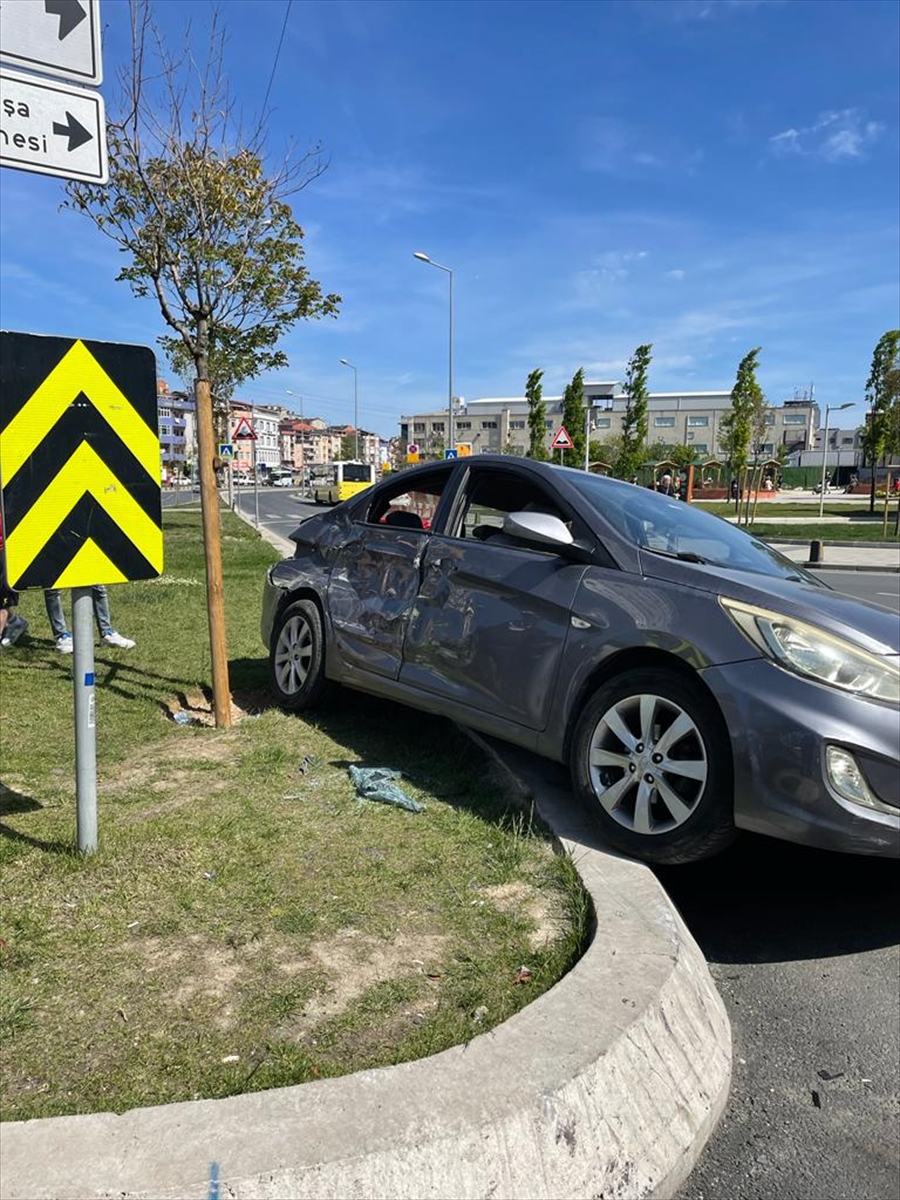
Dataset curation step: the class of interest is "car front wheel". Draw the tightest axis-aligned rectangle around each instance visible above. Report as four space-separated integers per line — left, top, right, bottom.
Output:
269 599 329 712
570 668 736 864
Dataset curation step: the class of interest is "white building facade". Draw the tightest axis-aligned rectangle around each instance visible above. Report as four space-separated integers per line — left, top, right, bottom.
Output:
400 383 819 461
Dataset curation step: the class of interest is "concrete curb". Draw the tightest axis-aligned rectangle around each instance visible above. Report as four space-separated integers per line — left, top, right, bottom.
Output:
0 738 731 1200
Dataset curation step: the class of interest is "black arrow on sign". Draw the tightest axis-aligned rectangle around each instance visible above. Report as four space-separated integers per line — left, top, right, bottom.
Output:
45 0 87 41
52 112 92 152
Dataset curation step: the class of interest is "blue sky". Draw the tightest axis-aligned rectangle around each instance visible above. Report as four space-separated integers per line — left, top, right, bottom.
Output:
1 0 898 439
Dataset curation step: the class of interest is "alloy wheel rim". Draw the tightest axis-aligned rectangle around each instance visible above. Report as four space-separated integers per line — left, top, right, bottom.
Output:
274 614 313 695
587 693 708 835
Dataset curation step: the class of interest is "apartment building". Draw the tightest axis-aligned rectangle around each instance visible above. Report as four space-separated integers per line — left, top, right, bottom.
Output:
156 380 196 480
399 382 819 461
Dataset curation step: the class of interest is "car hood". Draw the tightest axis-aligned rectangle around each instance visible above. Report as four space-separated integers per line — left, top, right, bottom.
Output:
637 552 900 656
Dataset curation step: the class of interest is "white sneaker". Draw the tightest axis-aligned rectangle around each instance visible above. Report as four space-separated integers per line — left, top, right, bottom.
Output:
102 631 135 649
56 634 74 654
1 615 28 646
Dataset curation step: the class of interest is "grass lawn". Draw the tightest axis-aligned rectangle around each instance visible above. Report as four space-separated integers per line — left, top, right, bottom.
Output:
751 523 900 542
690 499 900 542
0 509 588 1123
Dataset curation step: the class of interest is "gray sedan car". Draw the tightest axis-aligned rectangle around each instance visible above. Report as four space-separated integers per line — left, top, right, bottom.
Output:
261 456 899 864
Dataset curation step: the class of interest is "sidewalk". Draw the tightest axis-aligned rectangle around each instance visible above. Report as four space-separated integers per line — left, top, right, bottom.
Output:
767 540 900 571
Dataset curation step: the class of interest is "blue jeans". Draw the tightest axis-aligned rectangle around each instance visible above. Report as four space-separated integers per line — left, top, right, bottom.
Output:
44 586 114 639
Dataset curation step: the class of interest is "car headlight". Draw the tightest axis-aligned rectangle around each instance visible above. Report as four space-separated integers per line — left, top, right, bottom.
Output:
720 597 900 704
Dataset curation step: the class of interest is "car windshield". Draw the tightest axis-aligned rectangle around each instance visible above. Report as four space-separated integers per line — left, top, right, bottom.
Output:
563 470 819 583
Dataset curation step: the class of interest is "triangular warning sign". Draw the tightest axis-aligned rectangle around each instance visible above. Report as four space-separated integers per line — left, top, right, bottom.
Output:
550 425 574 450
233 416 257 440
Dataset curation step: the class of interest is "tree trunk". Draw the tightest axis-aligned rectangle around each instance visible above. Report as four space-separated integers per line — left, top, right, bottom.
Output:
194 336 232 729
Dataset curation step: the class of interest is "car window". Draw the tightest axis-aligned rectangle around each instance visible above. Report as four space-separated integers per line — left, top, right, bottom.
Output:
359 469 449 530
563 469 819 582
452 471 569 546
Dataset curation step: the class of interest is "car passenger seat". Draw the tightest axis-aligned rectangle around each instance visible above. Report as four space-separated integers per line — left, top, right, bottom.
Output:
384 510 425 530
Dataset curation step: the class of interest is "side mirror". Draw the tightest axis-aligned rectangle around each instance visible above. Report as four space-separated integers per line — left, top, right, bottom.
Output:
503 511 574 547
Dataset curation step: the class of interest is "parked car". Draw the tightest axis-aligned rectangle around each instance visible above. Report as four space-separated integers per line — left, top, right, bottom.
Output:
261 456 899 864
271 475 296 488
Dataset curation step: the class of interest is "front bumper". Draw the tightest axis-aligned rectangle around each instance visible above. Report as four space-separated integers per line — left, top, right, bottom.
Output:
702 658 900 857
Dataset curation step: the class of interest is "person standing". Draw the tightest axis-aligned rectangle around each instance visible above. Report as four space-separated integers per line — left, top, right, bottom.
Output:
44 586 135 653
0 512 27 648
658 473 675 497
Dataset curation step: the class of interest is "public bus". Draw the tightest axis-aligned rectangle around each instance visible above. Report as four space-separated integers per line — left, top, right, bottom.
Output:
312 461 376 505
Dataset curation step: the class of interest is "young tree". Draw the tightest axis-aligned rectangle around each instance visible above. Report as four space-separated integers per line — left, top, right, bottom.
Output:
560 368 586 468
590 435 623 473
340 434 357 460
860 330 900 512
616 344 653 480
720 348 764 518
64 3 340 727
525 368 548 460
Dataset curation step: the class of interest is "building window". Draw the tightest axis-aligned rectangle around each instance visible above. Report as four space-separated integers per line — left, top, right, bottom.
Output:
413 423 426 433
654 416 676 428
456 421 471 430
432 422 445 433
764 413 776 425
594 417 611 428
783 414 807 425
482 421 497 430
687 416 709 427
510 420 525 429
760 443 774 455
545 420 554 429
692 443 708 454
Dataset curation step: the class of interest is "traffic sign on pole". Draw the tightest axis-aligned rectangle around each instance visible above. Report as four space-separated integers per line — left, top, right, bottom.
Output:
219 443 234 459
232 416 257 440
550 425 574 450
0 68 107 183
0 332 162 589
0 0 103 85
444 448 458 460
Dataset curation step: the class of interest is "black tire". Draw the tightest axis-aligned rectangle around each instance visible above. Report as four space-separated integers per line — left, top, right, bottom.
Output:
269 598 330 712
570 667 736 865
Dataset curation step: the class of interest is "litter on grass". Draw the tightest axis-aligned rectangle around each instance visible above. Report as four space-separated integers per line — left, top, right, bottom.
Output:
348 765 424 812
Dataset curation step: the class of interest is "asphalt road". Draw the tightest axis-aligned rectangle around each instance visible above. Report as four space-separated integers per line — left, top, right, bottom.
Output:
237 497 898 1200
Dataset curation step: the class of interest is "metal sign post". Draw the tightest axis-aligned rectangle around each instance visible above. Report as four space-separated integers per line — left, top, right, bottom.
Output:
252 437 259 526
72 586 97 853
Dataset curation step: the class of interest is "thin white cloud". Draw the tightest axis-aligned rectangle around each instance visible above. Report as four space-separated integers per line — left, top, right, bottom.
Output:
666 268 686 280
769 109 884 162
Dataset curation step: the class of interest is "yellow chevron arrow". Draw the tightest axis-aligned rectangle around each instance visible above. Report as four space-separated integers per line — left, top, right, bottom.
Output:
0 340 160 483
5 441 163 584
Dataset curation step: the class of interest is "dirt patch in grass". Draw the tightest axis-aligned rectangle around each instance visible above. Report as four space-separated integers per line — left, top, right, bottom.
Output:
480 881 565 951
275 929 450 1037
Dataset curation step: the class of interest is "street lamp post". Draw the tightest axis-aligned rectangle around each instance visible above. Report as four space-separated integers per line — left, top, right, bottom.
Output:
819 402 853 518
339 359 359 459
414 252 454 453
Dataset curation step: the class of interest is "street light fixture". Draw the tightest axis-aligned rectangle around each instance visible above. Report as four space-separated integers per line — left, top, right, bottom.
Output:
413 251 454 453
819 402 853 517
339 359 359 459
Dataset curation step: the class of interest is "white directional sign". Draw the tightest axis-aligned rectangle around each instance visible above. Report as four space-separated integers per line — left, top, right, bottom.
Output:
0 0 102 85
0 68 107 182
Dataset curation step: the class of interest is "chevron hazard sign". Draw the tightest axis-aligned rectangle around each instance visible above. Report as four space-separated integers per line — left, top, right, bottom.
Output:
0 332 163 589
